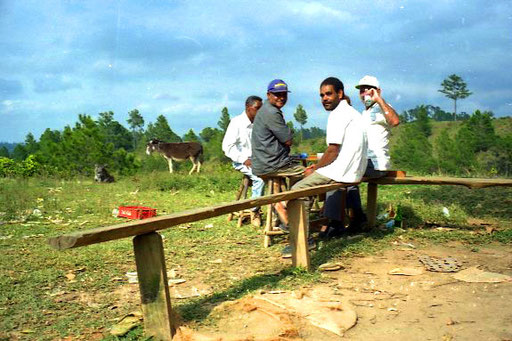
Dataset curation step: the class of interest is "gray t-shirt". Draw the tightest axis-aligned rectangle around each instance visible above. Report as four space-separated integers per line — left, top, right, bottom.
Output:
251 100 293 176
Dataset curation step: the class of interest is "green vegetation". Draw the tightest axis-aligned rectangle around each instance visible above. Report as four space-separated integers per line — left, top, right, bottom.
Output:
390 111 512 177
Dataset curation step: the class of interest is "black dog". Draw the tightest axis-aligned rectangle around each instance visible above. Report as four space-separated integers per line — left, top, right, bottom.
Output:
94 164 115 183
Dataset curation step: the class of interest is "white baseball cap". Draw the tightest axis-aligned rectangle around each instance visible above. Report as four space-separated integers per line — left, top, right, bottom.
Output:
355 75 380 89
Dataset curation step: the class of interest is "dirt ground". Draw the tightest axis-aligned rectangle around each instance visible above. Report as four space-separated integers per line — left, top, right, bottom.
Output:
164 242 512 341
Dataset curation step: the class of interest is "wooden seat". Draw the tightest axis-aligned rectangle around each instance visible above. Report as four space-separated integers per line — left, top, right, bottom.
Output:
226 175 253 227
260 172 303 247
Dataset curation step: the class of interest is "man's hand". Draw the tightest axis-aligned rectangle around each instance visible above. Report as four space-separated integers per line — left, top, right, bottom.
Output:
303 164 316 177
243 159 252 168
368 88 382 102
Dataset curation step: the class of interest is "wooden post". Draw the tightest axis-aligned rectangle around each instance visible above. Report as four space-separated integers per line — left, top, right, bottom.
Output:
367 183 378 227
264 178 274 248
133 232 175 340
227 176 248 222
287 199 311 271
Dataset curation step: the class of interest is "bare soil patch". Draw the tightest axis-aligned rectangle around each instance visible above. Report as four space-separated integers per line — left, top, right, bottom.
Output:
169 243 512 340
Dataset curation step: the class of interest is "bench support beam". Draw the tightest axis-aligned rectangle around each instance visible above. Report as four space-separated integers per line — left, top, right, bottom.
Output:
288 199 311 271
367 183 378 227
133 232 175 340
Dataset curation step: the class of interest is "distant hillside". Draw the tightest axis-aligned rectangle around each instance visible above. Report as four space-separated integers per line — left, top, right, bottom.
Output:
0 142 18 153
389 116 512 150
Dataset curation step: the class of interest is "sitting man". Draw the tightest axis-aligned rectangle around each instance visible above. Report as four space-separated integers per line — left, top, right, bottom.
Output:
279 77 368 256
251 79 305 226
323 75 399 237
222 95 264 226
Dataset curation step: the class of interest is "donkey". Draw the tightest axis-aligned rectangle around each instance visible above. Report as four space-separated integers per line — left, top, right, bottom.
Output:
146 139 203 174
94 164 115 183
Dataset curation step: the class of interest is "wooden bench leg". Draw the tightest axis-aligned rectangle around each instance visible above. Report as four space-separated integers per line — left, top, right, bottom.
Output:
264 179 274 248
133 232 176 340
288 199 311 271
227 178 246 222
237 177 251 227
367 183 378 228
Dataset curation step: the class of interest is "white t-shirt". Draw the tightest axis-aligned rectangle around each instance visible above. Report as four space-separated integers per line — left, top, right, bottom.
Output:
316 100 368 183
361 103 392 170
222 111 253 164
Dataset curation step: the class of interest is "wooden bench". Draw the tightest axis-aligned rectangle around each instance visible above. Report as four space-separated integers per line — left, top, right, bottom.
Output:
47 176 512 340
48 183 350 340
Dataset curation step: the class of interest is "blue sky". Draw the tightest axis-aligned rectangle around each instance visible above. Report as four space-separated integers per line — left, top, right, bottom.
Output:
1 0 511 142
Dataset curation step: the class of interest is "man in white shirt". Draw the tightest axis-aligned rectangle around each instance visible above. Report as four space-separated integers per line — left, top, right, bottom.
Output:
323 75 399 237
222 95 264 226
279 77 368 256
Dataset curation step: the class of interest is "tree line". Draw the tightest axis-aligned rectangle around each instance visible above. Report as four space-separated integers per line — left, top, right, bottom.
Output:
0 105 324 177
1 74 510 178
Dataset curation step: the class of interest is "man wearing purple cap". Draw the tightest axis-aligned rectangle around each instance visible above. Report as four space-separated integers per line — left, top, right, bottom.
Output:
251 79 304 178
251 79 304 231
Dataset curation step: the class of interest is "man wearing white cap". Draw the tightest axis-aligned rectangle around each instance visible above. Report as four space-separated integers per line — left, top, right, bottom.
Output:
323 75 399 237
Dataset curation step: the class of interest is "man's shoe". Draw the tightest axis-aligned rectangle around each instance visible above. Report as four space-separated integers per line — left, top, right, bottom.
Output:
281 238 316 259
251 212 262 227
325 226 345 239
347 214 368 234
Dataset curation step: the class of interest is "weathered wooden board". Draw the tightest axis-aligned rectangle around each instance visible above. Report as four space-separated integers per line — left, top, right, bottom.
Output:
368 176 512 189
48 176 512 250
48 183 351 250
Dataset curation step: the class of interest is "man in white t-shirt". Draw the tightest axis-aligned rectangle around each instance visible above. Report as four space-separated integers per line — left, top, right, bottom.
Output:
279 77 368 256
323 75 399 237
222 95 264 226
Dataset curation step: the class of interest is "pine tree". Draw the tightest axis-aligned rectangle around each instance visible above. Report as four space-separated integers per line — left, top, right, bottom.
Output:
127 109 145 149
183 129 199 142
438 74 472 120
218 107 230 132
145 115 182 142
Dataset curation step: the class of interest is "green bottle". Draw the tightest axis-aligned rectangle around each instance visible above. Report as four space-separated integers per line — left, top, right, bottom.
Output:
395 204 403 228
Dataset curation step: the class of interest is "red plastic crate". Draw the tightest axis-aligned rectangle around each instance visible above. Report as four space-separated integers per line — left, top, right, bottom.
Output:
118 206 157 219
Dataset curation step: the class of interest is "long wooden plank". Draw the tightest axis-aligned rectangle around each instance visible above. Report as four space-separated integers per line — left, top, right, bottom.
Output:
48 183 352 250
48 176 512 250
368 176 512 189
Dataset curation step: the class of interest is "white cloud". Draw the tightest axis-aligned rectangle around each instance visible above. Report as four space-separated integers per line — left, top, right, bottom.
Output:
289 1 354 21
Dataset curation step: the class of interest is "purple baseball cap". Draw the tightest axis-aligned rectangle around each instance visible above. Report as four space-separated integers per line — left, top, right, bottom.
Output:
267 79 291 93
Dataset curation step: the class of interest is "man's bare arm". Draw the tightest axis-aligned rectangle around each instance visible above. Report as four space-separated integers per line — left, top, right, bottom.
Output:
371 89 400 127
304 144 340 176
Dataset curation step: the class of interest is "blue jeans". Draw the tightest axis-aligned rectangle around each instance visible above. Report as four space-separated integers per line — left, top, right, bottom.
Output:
233 162 265 211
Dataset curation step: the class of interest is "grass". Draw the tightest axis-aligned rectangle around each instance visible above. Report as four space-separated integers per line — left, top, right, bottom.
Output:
1 165 511 340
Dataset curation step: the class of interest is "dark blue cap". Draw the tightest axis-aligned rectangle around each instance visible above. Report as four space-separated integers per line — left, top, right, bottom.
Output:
267 79 290 93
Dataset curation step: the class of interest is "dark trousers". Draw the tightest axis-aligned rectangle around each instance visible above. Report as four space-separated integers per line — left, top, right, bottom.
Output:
324 160 387 220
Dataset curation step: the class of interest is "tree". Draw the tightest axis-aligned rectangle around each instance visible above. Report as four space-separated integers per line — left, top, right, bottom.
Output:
294 104 308 131
145 115 182 142
127 109 145 149
24 133 39 155
0 146 9 158
183 129 199 142
218 107 230 132
411 105 432 137
199 127 220 142
97 111 132 151
438 74 472 120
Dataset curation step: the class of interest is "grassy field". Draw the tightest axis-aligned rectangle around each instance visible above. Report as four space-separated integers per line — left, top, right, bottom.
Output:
1 163 511 340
